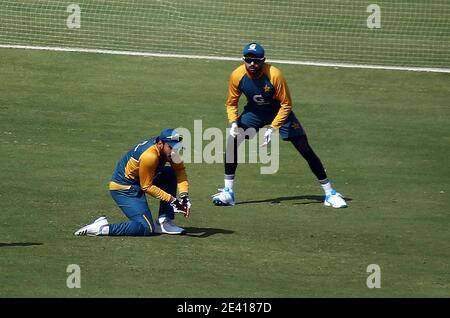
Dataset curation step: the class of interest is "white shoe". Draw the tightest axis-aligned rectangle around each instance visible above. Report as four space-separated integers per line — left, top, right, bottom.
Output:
155 217 185 235
212 188 235 206
74 216 109 236
324 190 348 208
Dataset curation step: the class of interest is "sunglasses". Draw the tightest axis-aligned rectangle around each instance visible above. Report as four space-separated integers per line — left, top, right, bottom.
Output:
164 133 183 142
243 57 265 64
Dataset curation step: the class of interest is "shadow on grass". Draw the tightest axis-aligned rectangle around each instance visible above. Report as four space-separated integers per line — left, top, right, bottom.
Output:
0 242 43 248
183 227 234 238
236 195 352 205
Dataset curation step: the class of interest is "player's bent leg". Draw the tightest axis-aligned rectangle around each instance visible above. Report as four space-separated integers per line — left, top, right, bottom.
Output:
213 112 263 206
224 135 239 176
154 166 177 220
287 134 348 209
107 188 156 236
288 134 327 181
107 221 150 236
108 214 155 236
153 167 185 234
213 135 239 206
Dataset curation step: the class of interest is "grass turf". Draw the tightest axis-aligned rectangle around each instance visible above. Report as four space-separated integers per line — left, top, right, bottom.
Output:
0 48 449 297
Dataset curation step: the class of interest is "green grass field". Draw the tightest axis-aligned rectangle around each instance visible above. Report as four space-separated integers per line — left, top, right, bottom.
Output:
0 48 449 297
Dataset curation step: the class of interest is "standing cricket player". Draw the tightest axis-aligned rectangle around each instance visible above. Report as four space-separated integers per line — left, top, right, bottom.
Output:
212 42 347 208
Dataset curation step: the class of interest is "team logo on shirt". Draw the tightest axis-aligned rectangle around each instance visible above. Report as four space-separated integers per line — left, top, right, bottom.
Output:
263 84 271 93
253 94 266 104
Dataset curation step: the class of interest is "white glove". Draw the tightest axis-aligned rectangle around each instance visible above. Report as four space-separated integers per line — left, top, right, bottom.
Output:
261 127 273 147
230 121 240 138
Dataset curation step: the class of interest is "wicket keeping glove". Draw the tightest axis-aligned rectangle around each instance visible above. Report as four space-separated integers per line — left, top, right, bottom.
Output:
261 127 274 147
170 197 190 217
229 121 240 138
179 192 191 211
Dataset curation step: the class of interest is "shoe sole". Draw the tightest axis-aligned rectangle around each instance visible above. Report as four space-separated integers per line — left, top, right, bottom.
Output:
324 201 348 208
74 229 88 236
157 230 186 235
213 199 234 206
324 193 347 208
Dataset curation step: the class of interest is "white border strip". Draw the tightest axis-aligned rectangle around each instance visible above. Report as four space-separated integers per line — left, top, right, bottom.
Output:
1 44 449 73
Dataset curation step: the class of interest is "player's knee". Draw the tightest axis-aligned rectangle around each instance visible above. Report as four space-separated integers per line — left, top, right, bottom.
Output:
141 221 157 236
143 224 154 236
